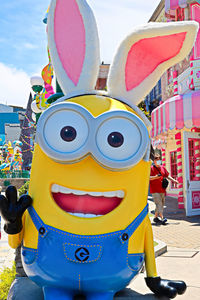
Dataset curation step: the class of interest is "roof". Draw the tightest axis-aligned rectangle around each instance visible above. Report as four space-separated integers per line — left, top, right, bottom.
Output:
149 0 165 22
151 92 200 137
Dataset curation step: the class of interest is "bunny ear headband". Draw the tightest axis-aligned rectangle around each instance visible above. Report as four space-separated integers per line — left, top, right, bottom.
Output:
48 0 198 129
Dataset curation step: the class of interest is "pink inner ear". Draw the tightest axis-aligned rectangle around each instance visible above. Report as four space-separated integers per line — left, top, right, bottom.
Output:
54 0 86 86
125 32 187 91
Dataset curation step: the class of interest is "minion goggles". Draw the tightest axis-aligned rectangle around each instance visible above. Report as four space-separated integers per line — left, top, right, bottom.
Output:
36 102 150 171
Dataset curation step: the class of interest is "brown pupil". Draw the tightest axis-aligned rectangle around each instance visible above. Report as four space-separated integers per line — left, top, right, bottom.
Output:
107 132 124 148
60 126 77 142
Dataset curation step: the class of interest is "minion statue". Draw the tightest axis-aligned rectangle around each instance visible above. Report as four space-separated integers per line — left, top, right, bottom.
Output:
0 0 198 299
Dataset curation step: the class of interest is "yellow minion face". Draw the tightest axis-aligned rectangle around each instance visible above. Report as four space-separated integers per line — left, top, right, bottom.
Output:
28 95 151 236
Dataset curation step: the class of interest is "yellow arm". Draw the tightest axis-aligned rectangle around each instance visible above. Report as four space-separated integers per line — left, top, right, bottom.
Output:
144 217 158 277
8 215 25 249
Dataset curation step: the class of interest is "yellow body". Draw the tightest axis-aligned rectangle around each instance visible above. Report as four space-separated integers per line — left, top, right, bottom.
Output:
8 95 157 277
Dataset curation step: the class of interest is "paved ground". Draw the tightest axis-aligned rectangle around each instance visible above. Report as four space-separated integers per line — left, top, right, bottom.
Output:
149 196 200 249
129 196 200 300
0 219 15 271
0 195 200 299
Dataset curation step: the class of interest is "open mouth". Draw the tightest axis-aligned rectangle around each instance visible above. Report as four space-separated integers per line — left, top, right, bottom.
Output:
51 184 124 218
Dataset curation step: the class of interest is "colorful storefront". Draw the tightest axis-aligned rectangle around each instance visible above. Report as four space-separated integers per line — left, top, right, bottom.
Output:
151 0 200 216
152 94 200 216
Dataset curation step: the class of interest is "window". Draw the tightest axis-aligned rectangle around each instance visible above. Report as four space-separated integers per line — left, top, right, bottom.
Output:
150 90 154 102
188 139 200 182
170 151 178 189
189 140 195 181
167 68 173 85
176 8 185 21
154 80 161 98
158 79 162 95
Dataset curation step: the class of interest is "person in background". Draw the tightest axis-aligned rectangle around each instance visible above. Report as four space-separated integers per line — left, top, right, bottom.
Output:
150 153 178 225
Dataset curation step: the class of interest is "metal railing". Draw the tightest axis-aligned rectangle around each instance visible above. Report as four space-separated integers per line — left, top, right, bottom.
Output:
0 170 30 179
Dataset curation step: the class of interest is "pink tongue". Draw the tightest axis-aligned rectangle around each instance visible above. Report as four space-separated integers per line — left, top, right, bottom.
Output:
52 193 122 215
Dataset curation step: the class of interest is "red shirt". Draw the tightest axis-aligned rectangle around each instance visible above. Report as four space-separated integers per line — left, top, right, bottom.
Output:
150 165 169 194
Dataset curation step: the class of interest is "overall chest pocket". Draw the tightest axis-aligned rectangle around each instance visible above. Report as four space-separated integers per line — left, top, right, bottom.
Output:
63 243 102 264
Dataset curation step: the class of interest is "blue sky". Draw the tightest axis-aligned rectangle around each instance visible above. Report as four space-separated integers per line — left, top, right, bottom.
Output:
0 0 161 107
0 0 50 74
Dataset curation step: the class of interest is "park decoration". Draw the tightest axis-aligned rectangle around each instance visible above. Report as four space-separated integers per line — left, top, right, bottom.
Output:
30 75 51 114
41 48 55 105
0 0 198 299
30 75 44 116
20 93 36 169
31 52 55 121
0 141 23 172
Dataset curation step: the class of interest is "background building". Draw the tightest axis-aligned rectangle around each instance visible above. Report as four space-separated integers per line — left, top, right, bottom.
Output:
150 0 200 216
95 62 110 90
144 79 162 114
0 104 26 145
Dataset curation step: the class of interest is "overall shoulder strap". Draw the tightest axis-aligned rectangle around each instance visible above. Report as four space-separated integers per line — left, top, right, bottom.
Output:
28 206 49 237
119 204 149 243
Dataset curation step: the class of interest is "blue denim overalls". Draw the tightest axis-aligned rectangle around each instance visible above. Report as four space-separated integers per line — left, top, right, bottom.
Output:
22 204 148 299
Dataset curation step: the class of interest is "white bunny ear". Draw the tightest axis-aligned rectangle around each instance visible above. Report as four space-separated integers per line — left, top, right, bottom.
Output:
48 0 100 96
107 21 199 106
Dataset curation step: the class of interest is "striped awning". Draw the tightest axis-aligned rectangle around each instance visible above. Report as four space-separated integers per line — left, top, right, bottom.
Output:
151 92 200 137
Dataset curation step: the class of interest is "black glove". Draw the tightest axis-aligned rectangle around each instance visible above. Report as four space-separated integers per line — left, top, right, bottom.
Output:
0 185 32 234
145 276 186 299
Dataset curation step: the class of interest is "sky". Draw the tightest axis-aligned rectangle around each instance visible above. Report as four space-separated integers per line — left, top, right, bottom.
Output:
0 0 161 108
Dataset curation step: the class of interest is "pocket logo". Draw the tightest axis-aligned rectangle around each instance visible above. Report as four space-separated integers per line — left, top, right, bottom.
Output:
75 247 90 262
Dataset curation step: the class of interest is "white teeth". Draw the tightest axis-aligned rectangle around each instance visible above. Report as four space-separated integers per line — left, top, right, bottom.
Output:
68 212 102 218
51 184 124 199
73 190 86 196
102 191 116 198
51 184 59 193
89 192 102 197
117 190 125 198
74 213 85 218
85 214 97 218
59 186 71 194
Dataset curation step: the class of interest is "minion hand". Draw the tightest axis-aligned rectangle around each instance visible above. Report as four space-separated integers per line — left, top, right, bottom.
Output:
0 186 32 234
145 277 186 299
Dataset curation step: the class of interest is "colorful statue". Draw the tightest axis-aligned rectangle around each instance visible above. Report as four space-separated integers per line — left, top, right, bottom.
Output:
30 76 44 114
0 150 3 165
11 150 23 171
41 55 55 109
0 142 14 172
0 141 23 172
0 1 198 299
31 52 55 117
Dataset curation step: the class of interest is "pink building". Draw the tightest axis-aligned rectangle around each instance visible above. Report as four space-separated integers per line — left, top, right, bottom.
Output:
151 0 200 216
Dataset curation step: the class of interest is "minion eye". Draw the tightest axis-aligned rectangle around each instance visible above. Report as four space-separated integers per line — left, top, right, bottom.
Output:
94 111 150 169
43 109 89 154
96 117 142 161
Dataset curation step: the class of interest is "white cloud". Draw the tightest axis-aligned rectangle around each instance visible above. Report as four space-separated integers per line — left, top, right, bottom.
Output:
87 0 162 63
23 43 38 50
0 62 31 108
0 0 162 107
